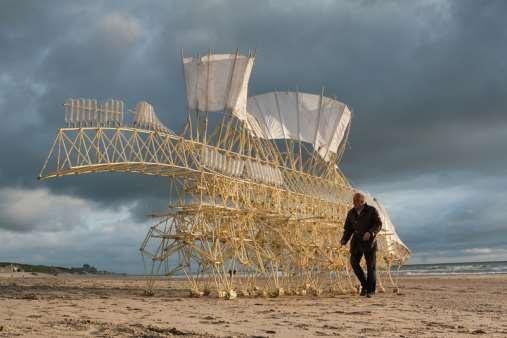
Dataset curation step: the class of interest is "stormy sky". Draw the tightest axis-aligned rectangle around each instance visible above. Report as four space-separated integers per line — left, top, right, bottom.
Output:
0 0 506 273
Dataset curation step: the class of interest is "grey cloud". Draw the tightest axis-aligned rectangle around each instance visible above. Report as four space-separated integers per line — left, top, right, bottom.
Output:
0 187 101 232
369 174 507 262
0 198 150 273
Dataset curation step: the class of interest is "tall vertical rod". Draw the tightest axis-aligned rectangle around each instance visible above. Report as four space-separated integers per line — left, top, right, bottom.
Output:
296 89 303 171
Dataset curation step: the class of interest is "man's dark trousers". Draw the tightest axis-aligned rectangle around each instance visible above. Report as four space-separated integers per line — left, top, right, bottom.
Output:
350 240 377 293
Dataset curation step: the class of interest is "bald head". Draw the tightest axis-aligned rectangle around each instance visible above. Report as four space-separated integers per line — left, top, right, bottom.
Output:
353 192 365 209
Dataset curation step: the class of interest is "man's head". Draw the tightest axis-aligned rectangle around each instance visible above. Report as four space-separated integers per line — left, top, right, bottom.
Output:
353 192 365 209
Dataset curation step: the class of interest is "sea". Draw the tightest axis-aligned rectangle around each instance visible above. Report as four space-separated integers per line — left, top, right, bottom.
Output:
396 260 507 276
141 261 507 277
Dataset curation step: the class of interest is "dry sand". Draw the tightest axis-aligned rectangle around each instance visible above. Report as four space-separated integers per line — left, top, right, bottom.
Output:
0 273 505 337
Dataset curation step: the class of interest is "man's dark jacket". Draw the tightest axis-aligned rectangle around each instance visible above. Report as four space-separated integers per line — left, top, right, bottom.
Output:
340 203 382 253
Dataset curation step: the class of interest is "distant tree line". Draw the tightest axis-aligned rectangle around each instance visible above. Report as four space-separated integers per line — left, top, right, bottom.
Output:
0 262 123 275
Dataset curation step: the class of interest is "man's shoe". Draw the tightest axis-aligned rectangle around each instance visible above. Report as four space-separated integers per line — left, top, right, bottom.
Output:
366 292 374 298
359 288 367 296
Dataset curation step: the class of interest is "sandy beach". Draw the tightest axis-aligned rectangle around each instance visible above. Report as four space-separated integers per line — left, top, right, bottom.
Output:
0 273 505 337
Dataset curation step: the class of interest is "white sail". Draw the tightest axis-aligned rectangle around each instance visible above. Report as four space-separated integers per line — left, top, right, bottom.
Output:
372 198 411 260
133 101 172 133
182 53 255 118
358 191 411 262
246 92 351 162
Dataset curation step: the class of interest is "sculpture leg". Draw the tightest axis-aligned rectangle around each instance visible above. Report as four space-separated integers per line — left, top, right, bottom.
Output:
364 243 377 294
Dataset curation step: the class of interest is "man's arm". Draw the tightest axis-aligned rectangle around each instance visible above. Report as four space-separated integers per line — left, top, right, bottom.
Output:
368 206 382 238
340 210 353 245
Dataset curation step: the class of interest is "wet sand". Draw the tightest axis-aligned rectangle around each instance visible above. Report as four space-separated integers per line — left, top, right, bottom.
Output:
0 273 506 337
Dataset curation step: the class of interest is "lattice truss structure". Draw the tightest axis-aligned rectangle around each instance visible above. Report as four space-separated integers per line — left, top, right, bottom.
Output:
39 50 410 298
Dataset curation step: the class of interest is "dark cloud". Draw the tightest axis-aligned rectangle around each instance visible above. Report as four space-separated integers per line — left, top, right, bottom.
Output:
0 0 506 271
368 173 507 263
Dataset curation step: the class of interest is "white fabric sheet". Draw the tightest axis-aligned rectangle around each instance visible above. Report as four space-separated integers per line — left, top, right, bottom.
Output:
133 101 172 133
246 92 351 162
359 191 411 258
183 53 254 118
201 147 245 177
245 160 284 186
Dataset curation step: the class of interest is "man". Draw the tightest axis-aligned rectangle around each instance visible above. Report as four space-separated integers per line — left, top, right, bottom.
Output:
340 192 382 297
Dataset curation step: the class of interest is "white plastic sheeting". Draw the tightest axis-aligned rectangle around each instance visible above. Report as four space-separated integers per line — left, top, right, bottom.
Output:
133 101 172 133
200 147 284 185
246 92 351 162
245 160 284 186
201 147 284 185
64 98 124 127
372 198 410 259
359 191 410 261
298 181 349 203
200 147 244 177
182 53 254 117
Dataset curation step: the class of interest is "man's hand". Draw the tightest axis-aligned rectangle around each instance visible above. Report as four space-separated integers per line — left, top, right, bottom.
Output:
340 239 347 247
362 232 371 241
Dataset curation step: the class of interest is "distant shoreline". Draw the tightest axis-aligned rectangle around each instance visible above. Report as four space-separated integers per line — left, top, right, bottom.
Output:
397 260 507 276
3 260 506 277
404 260 507 266
0 262 124 276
